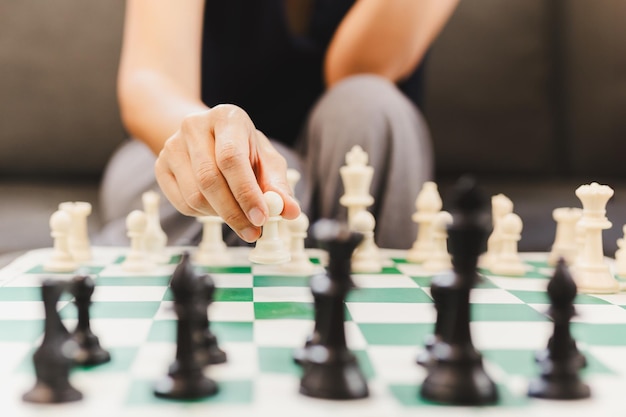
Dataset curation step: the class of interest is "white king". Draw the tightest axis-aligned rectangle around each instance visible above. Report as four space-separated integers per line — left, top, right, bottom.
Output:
339 145 374 227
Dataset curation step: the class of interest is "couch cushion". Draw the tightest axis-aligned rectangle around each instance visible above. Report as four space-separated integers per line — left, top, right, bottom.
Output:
0 181 101 254
0 0 126 178
425 0 558 177
562 0 626 177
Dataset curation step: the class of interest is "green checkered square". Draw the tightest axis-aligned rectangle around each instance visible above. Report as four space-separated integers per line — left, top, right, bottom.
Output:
253 275 310 287
471 304 548 322
254 302 313 320
60 301 161 319
347 288 432 303
359 323 433 346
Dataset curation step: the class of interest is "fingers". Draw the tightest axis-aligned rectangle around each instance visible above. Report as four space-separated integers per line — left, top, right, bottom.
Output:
154 104 300 243
253 131 301 220
210 106 268 226
155 133 216 217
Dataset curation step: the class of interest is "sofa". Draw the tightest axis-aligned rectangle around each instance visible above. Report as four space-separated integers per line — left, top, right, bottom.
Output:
1 0 625 266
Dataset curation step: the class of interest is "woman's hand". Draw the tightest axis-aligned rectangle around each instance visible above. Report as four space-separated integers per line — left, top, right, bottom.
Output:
155 104 300 242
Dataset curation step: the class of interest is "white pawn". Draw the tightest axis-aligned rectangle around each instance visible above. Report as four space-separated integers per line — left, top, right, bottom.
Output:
339 145 374 227
615 225 626 277
351 210 382 273
141 191 168 263
480 194 514 269
195 215 230 266
59 201 92 262
423 211 453 273
43 210 77 272
407 181 442 263
490 212 526 276
548 207 583 266
281 212 315 274
122 210 153 272
249 191 291 264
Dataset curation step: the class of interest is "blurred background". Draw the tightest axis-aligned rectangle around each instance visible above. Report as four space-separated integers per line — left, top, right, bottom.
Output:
1 0 625 262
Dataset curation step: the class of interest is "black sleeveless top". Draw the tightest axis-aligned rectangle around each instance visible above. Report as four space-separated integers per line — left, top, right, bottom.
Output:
201 0 424 145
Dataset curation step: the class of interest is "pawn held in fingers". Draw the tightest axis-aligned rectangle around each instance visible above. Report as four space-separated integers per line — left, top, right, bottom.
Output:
251 129 301 221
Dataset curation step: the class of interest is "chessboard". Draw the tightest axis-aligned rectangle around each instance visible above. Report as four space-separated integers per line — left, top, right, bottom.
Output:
0 246 625 417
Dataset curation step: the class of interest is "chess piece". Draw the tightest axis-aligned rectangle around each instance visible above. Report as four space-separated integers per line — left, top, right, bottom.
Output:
142 191 169 263
23 280 82 404
279 168 302 246
196 269 227 365
407 181 442 263
339 145 374 227
43 209 78 273
70 274 111 366
249 191 290 264
351 210 382 273
528 258 590 400
615 225 626 277
480 193 513 269
549 207 583 266
194 216 230 266
281 212 316 274
572 182 619 293
298 220 369 400
122 210 153 272
422 210 453 273
490 212 526 276
154 253 218 399
420 177 498 405
59 201 92 262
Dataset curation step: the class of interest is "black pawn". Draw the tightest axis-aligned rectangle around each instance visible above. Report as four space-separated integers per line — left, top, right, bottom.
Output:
528 258 591 400
154 252 218 399
298 219 369 400
23 280 82 404
70 274 111 366
420 177 498 405
196 272 227 365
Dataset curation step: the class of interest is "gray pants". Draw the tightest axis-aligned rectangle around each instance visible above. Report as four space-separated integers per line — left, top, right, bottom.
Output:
97 74 433 249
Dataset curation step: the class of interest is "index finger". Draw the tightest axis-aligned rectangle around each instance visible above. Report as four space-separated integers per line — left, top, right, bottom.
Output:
209 106 268 227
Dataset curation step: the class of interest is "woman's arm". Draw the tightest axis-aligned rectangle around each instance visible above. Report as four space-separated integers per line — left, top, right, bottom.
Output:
117 0 299 242
325 0 460 87
117 0 207 154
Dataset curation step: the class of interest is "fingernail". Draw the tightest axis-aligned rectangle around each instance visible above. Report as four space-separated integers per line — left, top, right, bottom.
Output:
248 207 266 226
241 227 260 242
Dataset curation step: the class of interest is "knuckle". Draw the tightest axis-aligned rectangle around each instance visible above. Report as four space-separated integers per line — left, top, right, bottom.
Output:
161 136 180 156
180 112 205 134
212 103 243 120
196 163 220 192
185 190 206 210
216 142 246 172
221 209 244 229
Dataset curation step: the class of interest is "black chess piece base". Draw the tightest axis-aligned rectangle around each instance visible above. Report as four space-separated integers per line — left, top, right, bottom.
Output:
22 381 83 404
299 347 369 400
528 357 591 400
154 374 218 400
528 376 590 400
420 345 498 406
73 332 111 366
